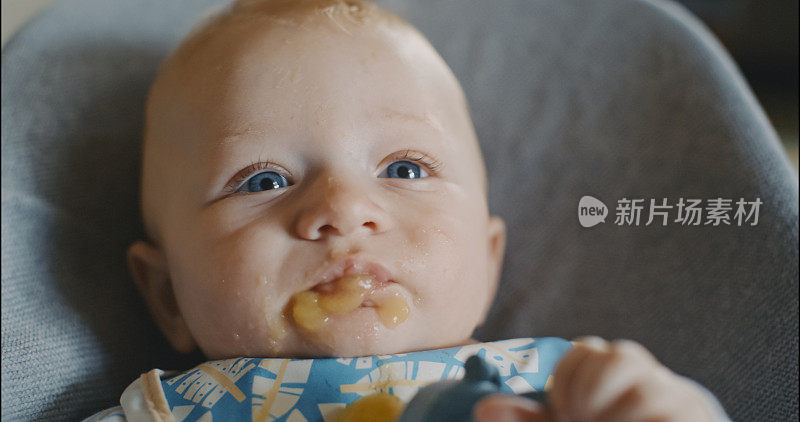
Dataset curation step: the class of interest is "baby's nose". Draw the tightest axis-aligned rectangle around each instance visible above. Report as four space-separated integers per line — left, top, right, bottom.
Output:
294 174 391 240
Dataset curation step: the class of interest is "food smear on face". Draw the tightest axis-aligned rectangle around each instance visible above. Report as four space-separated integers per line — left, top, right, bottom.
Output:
335 393 404 422
374 293 410 328
266 312 289 341
317 274 371 313
289 274 410 331
291 290 329 331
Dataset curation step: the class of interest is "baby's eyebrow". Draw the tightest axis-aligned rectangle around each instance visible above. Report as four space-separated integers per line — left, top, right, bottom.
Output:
377 108 444 134
209 129 271 151
207 108 447 153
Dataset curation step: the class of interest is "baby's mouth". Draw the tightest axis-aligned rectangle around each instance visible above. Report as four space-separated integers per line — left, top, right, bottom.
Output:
289 273 410 332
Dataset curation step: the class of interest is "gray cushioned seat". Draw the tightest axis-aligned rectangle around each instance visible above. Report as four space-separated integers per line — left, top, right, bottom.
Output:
2 0 797 420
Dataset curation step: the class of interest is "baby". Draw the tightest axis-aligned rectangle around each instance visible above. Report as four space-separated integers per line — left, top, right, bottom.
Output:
87 0 729 420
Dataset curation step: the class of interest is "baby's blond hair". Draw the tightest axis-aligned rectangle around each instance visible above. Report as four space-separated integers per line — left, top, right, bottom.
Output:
176 0 396 58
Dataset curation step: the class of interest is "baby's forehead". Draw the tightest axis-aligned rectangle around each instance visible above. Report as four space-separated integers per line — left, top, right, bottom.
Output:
163 1 399 79
158 11 405 99
149 12 467 147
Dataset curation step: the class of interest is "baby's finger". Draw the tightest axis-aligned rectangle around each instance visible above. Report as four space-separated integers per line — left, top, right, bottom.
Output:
570 340 657 419
473 394 549 422
573 336 610 351
592 377 695 422
548 337 609 418
567 351 632 418
594 365 710 422
610 339 659 366
593 383 650 422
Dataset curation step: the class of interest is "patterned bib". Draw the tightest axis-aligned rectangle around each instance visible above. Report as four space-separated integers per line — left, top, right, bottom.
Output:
119 337 572 422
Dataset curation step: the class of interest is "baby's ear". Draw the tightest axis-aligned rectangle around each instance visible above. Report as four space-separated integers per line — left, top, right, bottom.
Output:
127 241 197 354
485 215 506 304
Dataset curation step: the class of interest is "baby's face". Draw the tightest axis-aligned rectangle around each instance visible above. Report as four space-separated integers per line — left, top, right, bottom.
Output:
137 14 505 359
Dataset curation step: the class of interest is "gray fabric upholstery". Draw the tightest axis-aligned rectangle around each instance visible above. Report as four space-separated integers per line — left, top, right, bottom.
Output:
2 0 797 420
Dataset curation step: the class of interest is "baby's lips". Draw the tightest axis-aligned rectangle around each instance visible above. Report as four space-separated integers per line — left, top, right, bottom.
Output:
308 257 397 292
315 273 374 295
316 274 373 313
289 273 410 331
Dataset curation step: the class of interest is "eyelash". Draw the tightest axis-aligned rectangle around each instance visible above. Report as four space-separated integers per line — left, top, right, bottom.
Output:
388 149 443 174
224 149 443 194
225 161 284 194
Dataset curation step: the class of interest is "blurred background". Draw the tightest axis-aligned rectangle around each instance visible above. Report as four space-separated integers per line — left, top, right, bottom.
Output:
2 0 797 171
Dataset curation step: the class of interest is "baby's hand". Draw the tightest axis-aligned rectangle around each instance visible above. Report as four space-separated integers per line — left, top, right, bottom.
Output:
474 337 722 422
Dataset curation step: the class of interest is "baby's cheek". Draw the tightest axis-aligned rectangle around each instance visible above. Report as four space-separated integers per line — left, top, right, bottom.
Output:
174 218 303 356
179 281 288 358
407 227 488 332
171 262 273 355
175 285 241 356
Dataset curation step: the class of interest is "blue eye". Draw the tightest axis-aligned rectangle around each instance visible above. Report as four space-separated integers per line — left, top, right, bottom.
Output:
240 171 290 192
380 160 429 179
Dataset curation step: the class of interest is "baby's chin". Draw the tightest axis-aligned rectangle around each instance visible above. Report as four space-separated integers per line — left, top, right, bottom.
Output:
286 309 425 358
223 313 459 359
199 306 475 359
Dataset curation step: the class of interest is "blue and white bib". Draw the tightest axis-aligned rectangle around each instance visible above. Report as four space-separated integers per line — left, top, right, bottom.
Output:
87 337 572 422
